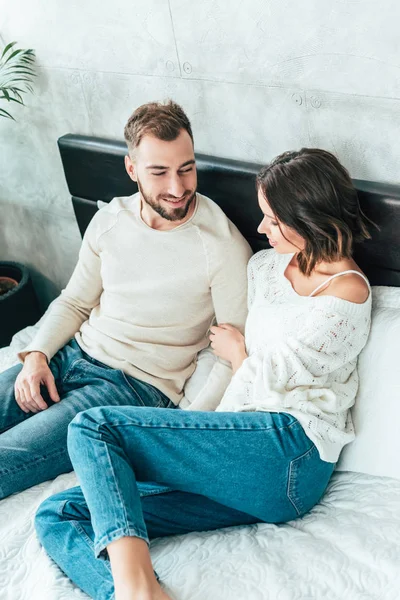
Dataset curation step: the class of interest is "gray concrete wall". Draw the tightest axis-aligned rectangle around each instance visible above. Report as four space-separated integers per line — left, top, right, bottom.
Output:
1 1 399 309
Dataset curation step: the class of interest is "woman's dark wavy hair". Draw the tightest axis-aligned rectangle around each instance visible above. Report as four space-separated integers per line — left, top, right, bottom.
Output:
256 148 374 276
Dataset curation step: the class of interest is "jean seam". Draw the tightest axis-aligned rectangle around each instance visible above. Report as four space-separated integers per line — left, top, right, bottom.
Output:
95 419 303 433
104 441 131 530
71 520 96 551
56 499 68 517
69 522 114 581
286 444 316 516
94 439 148 552
119 372 147 407
64 508 112 573
0 446 68 476
138 486 174 497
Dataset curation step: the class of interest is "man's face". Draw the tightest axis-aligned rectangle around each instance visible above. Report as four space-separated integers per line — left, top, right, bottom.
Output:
126 129 197 222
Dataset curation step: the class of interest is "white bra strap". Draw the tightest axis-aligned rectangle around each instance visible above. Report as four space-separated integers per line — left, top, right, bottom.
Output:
309 270 370 298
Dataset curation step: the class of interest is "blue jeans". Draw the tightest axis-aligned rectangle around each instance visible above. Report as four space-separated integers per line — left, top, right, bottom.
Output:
35 406 335 600
0 339 174 499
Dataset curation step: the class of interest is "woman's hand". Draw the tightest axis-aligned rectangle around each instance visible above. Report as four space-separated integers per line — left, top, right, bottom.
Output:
209 324 248 374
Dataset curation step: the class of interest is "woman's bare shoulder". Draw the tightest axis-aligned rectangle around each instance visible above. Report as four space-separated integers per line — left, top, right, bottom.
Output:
328 271 370 304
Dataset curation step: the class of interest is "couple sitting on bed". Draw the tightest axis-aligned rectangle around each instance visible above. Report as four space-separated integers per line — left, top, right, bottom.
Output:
0 100 372 600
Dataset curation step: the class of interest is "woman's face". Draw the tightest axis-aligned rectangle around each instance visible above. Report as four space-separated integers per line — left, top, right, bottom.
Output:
257 189 305 254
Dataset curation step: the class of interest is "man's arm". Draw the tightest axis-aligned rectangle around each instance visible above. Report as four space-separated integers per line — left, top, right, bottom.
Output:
183 228 252 412
19 213 104 363
210 232 253 334
14 213 105 413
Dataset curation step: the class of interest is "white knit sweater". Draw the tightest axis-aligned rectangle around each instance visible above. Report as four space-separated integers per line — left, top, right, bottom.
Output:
216 250 372 463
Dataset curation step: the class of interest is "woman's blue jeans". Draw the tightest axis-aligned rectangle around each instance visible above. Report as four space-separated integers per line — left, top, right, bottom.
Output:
0 339 174 499
35 406 335 600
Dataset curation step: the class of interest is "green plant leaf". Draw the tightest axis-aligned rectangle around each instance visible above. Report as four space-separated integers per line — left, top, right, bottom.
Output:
1 42 17 60
4 68 36 76
0 106 16 120
12 90 24 103
0 95 24 105
0 42 36 119
4 49 25 64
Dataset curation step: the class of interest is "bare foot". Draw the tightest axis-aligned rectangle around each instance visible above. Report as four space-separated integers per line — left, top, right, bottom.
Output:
108 537 174 600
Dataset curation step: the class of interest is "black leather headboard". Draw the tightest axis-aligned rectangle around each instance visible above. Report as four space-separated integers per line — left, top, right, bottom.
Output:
58 134 400 287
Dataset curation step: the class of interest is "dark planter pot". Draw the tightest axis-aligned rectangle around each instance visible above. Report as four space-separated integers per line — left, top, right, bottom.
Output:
0 262 42 348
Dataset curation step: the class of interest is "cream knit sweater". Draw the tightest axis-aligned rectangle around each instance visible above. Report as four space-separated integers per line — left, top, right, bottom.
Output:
217 250 372 462
20 193 252 404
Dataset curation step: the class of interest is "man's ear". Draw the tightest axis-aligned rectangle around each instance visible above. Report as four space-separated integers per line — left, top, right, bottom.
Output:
125 155 137 182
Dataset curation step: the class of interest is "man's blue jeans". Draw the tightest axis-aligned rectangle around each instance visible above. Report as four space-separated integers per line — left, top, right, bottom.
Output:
0 339 174 499
35 406 335 600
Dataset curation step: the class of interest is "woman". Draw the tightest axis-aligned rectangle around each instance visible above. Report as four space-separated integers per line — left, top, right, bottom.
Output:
35 148 372 600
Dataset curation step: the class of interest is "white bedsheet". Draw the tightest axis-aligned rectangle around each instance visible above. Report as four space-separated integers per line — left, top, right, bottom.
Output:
1 344 399 600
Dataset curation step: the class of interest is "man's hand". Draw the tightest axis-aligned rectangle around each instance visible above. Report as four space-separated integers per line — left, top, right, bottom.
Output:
209 323 248 374
14 352 60 414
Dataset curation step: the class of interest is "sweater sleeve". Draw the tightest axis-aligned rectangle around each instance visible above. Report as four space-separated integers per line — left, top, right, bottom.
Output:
185 223 252 411
209 231 253 334
218 309 371 411
18 212 106 363
247 254 257 309
247 249 276 309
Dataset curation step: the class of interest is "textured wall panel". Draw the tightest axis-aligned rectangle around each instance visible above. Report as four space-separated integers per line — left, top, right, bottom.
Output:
0 0 179 77
305 91 400 184
170 0 400 97
0 68 91 215
82 72 310 162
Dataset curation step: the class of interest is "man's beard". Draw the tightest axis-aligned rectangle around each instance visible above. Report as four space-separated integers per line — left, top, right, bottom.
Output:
137 179 196 222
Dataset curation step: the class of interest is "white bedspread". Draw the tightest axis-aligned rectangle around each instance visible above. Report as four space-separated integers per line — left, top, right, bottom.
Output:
1 344 399 600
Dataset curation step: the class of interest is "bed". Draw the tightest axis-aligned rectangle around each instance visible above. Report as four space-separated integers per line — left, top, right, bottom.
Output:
1 135 399 600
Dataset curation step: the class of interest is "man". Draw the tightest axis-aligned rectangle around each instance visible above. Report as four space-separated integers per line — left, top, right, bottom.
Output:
0 100 252 499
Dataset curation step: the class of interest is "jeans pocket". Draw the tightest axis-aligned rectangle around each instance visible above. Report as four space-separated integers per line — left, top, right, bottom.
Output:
62 359 87 383
119 371 172 409
287 444 334 517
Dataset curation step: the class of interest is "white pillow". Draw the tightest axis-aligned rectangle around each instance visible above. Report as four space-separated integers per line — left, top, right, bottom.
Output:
337 286 400 480
97 200 108 210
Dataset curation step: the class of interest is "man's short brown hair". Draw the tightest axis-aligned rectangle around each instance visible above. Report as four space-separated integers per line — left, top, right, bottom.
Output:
124 100 193 157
